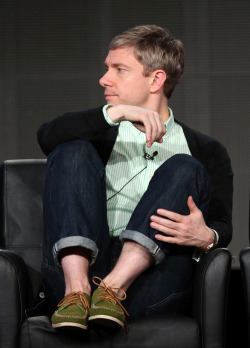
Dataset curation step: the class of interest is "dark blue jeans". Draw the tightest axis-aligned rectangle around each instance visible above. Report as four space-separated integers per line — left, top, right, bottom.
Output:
42 140 210 319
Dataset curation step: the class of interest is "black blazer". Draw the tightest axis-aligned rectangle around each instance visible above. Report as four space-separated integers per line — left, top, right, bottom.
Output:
37 106 233 248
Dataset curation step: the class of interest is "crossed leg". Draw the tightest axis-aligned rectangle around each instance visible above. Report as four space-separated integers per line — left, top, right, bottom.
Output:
42 140 209 329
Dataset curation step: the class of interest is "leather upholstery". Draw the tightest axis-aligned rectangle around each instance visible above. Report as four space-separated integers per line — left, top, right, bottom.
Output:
240 247 250 344
0 159 232 348
20 315 200 348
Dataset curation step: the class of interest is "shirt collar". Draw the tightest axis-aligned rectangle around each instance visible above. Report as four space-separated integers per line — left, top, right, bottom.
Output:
164 107 175 137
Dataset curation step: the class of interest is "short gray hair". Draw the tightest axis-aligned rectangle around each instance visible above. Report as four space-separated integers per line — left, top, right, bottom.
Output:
109 25 184 99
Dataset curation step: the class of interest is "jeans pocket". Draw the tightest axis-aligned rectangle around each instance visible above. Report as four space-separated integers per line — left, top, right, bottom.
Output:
147 289 192 315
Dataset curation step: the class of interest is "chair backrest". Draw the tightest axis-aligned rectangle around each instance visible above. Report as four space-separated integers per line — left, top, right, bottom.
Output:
240 247 250 344
0 159 46 300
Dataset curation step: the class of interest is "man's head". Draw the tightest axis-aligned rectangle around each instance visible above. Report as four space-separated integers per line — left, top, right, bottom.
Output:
108 25 184 99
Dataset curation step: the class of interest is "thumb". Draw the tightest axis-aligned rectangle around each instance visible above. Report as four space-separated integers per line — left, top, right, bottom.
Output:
187 196 199 213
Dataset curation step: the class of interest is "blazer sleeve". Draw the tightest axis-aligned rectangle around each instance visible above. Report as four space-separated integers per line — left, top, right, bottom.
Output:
179 122 234 248
204 140 233 248
37 106 112 156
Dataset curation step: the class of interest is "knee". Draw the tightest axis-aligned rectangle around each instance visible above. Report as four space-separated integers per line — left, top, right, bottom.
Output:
47 140 102 167
45 140 105 187
171 154 205 171
154 154 207 181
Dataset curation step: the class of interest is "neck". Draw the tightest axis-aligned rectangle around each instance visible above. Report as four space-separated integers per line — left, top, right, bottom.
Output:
159 103 170 122
145 95 169 122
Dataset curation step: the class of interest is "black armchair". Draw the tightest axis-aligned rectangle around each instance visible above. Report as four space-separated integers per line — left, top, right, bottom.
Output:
0 159 232 348
239 247 250 346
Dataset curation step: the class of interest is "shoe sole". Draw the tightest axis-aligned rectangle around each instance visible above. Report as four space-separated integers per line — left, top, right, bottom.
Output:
89 315 124 328
52 322 88 330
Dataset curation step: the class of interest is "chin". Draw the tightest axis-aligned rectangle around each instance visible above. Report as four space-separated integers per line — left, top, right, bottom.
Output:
106 97 120 105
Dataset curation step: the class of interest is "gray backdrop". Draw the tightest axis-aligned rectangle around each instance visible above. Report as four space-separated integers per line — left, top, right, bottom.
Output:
1 0 249 268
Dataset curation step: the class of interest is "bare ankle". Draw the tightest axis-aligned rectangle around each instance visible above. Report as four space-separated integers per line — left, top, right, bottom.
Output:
61 247 91 297
65 281 91 296
102 240 153 293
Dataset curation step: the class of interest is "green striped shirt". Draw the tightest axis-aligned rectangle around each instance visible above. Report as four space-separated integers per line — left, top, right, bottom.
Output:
103 106 191 238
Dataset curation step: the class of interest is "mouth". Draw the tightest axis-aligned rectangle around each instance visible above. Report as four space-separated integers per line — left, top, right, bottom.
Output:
105 94 117 99
105 91 117 99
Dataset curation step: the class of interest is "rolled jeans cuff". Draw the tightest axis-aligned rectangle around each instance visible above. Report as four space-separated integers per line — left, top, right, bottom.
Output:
120 230 165 265
53 236 99 266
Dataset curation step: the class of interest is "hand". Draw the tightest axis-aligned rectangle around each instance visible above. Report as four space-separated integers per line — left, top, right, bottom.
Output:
107 104 166 147
150 196 215 249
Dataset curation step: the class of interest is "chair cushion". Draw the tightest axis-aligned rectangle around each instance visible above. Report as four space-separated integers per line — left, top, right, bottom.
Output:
20 314 200 348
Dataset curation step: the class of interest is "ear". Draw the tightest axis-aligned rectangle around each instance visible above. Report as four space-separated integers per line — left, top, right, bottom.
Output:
150 70 167 93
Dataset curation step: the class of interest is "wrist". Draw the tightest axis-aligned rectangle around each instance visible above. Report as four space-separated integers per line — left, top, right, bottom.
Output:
201 228 218 251
106 104 124 123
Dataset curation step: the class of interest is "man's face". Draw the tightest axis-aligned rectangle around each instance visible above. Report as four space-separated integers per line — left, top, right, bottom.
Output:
99 47 153 107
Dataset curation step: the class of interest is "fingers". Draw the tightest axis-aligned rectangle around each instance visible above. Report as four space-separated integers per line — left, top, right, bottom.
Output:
150 210 184 242
155 209 183 222
187 196 199 213
150 218 180 245
150 204 208 248
135 109 165 147
150 214 176 230
154 233 177 244
150 214 180 243
151 224 176 240
117 105 166 147
145 111 166 147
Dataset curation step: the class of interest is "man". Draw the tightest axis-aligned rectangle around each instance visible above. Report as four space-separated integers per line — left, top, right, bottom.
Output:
37 25 233 331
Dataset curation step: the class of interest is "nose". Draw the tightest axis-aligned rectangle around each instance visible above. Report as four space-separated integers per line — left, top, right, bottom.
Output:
99 70 113 87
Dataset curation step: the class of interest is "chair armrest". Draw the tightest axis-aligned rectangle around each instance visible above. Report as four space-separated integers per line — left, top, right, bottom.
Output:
192 248 232 348
239 247 250 342
0 249 29 348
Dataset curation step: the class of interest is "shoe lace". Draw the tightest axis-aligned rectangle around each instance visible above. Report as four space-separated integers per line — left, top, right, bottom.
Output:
92 276 129 332
57 291 90 315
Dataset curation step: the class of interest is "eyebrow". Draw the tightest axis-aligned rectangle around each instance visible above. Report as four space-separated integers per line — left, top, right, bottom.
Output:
104 62 130 69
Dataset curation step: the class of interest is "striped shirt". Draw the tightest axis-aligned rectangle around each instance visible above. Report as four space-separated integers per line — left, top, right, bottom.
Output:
103 106 191 238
